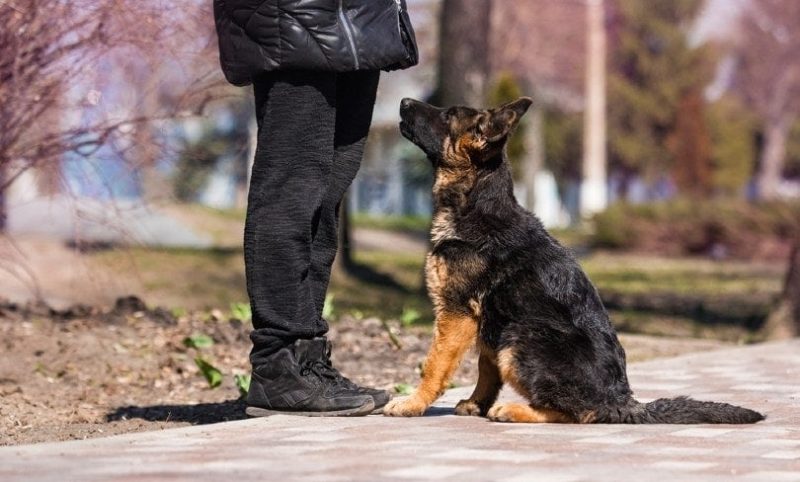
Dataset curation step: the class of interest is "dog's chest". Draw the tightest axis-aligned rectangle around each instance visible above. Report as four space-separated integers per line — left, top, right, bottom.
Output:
424 235 487 318
430 209 459 244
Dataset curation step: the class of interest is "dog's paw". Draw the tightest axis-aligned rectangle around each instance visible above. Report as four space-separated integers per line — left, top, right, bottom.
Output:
487 403 525 423
383 398 427 417
454 399 483 417
487 403 507 422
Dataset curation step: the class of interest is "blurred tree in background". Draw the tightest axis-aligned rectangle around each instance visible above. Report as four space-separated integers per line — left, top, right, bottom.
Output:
487 73 527 181
736 0 800 200
608 0 711 194
706 96 758 196
544 108 583 195
786 120 800 180
172 102 252 204
669 90 712 197
0 0 227 230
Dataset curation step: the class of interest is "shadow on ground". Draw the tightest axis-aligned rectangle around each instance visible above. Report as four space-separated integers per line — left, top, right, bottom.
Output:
106 400 247 425
341 260 410 293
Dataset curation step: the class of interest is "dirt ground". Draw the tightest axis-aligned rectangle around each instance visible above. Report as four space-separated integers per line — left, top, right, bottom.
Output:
0 296 733 447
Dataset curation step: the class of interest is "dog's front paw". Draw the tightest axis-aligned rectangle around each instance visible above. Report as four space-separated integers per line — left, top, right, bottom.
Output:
454 399 483 417
383 398 428 417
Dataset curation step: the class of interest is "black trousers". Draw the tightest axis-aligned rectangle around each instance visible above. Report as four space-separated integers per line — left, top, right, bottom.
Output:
245 70 380 366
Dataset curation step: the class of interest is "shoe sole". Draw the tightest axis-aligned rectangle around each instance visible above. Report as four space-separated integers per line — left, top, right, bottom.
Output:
369 397 391 415
246 400 375 418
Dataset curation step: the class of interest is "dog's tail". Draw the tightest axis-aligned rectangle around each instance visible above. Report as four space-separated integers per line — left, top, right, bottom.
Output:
594 396 764 424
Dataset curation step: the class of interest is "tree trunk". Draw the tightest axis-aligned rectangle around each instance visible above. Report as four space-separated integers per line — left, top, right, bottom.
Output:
436 0 492 106
756 116 790 201
580 0 608 217
0 161 6 232
522 103 544 212
764 242 800 338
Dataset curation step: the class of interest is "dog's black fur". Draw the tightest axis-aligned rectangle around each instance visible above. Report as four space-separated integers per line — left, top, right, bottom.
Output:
388 97 763 424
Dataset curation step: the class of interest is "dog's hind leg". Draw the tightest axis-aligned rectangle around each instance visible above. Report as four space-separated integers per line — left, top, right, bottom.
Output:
455 346 502 417
486 347 575 423
487 403 573 423
384 311 477 417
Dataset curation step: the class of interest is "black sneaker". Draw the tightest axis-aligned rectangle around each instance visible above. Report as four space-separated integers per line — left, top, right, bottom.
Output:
245 338 374 417
319 339 392 411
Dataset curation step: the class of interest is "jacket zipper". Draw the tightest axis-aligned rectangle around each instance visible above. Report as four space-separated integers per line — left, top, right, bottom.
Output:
394 0 403 36
338 0 360 70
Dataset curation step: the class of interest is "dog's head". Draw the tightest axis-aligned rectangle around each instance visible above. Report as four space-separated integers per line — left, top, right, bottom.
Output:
399 97 533 169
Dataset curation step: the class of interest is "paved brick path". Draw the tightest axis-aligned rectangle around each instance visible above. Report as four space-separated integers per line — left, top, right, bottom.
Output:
1 340 799 481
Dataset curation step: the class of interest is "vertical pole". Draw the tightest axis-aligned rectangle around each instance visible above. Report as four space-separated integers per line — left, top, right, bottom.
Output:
580 0 608 217
523 103 544 213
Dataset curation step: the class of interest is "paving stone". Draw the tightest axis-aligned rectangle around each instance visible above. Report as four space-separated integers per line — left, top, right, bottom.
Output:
0 340 798 482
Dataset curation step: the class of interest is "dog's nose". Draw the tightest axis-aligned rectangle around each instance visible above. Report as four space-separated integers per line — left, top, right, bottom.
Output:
400 98 414 111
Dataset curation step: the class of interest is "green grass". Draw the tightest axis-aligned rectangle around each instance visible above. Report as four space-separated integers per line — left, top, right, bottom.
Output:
326 250 432 323
89 240 785 340
93 247 247 310
581 253 783 298
352 213 431 233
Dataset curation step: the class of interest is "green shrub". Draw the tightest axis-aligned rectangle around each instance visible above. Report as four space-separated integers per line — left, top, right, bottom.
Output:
590 200 800 259
592 203 638 249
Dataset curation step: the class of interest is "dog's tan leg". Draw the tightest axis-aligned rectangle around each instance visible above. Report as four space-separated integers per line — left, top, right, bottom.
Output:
384 311 477 417
488 347 574 423
455 347 502 417
487 403 573 423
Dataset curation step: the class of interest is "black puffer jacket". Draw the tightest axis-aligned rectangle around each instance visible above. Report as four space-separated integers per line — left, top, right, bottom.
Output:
214 0 417 86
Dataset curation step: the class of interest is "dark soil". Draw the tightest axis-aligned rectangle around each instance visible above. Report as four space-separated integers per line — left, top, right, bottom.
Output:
0 297 729 446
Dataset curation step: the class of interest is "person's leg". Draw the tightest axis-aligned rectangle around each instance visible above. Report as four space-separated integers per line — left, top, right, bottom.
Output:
245 70 337 365
244 70 385 417
308 70 381 315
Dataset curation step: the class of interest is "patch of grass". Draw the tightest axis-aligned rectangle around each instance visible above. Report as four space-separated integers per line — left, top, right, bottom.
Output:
394 383 414 395
322 294 335 320
92 247 247 310
89 241 783 340
194 357 223 389
183 334 214 349
352 214 431 233
400 306 421 327
582 253 783 298
234 373 251 398
327 250 431 322
548 227 591 249
609 310 762 343
230 302 252 323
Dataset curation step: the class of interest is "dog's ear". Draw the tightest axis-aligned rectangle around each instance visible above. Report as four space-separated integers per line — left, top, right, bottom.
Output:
477 97 533 143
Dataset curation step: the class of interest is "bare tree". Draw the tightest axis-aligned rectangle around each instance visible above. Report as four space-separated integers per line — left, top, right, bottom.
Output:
0 0 228 229
737 0 800 200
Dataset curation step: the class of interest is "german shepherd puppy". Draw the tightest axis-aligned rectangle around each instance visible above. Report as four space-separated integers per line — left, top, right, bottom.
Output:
383 97 764 424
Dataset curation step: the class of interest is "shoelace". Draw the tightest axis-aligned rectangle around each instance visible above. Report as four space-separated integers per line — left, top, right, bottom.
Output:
300 357 359 390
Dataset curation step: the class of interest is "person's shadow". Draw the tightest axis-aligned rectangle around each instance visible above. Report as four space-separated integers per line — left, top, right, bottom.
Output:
107 400 455 423
106 400 247 425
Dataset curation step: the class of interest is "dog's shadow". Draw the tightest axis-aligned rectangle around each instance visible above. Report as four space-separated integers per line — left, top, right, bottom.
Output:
106 399 247 425
421 406 455 417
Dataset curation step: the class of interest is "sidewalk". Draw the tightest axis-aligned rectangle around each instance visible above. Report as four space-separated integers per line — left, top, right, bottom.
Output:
1 340 798 482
